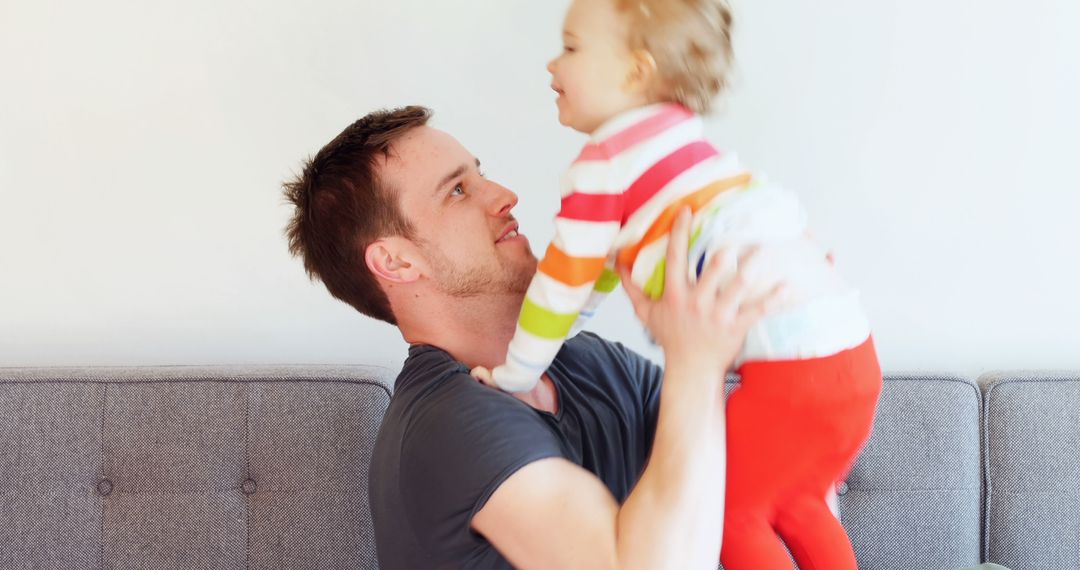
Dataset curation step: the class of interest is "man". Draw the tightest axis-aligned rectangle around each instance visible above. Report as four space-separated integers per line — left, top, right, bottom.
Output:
283 105 776 569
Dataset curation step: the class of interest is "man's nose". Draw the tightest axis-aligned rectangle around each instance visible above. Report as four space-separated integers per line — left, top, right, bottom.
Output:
485 181 518 217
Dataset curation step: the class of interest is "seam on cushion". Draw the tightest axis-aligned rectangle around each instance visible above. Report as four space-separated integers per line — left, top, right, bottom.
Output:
842 486 981 492
97 488 252 496
245 384 252 570
0 377 393 410
0 377 392 399
983 379 1001 562
982 380 993 562
99 383 108 570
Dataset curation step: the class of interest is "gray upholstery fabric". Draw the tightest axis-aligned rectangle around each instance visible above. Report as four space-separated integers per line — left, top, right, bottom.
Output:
719 374 982 570
845 375 982 570
982 372 1080 570
0 366 393 570
4 364 1075 569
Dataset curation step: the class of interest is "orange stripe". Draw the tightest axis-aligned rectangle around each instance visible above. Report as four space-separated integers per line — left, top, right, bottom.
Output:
616 174 753 270
538 244 608 287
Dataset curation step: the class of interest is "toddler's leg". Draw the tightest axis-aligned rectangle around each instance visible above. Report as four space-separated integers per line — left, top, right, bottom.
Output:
721 384 795 570
721 510 793 570
774 492 858 570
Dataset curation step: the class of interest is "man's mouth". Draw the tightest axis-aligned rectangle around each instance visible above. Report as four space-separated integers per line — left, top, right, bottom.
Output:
497 224 521 243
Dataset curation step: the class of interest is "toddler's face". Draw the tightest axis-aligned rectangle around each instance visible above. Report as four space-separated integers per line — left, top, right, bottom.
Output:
547 0 649 134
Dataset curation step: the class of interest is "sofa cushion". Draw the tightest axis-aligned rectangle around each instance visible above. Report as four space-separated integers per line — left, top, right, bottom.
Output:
982 372 1080 570
0 365 392 570
843 375 982 569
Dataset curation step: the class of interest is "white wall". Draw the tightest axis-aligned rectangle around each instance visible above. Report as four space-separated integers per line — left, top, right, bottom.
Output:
1 0 1077 376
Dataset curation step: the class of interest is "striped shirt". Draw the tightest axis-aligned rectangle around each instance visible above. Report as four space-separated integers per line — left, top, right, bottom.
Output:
492 103 870 392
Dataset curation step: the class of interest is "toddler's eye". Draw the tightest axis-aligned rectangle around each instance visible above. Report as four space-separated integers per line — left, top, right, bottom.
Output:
563 45 576 54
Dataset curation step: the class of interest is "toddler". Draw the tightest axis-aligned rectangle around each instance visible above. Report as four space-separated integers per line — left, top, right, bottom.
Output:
472 1 882 568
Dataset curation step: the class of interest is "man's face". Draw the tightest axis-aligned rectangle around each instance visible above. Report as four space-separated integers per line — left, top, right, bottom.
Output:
379 126 537 297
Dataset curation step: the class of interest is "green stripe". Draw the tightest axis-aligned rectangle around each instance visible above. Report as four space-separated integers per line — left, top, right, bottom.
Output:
641 225 707 300
519 298 579 340
689 223 705 248
595 268 620 293
643 259 666 299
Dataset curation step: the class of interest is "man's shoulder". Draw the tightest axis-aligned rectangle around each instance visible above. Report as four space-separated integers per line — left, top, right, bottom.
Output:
384 344 558 451
558 332 656 383
371 345 565 567
394 343 467 393
561 331 627 359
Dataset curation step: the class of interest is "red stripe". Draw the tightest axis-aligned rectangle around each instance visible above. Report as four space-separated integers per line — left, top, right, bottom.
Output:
557 192 623 222
622 141 720 224
575 104 693 163
576 144 608 163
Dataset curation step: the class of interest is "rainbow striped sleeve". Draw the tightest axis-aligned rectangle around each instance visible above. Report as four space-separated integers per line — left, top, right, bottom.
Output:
490 166 625 391
490 103 712 392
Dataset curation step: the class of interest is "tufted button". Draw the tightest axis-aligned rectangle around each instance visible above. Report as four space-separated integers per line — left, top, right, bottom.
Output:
97 478 113 497
241 478 257 495
836 481 849 496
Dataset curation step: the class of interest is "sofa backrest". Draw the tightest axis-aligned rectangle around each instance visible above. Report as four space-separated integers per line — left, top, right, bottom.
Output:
0 366 393 570
4 366 1079 569
981 372 1080 570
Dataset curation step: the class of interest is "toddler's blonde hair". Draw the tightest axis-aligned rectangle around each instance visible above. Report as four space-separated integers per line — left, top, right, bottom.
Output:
617 0 734 114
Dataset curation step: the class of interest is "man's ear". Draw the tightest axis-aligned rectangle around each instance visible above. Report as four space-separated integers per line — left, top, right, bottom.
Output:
366 238 422 284
625 49 658 94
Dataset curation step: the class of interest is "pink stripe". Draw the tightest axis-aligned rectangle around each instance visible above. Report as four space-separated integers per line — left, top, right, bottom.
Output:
621 141 719 223
558 192 623 222
575 105 694 163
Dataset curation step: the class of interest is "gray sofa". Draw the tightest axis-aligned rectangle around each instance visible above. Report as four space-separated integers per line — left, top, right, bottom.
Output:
1 365 1077 569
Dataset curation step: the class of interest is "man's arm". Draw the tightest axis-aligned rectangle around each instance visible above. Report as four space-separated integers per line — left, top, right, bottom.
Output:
473 208 783 569
473 362 726 570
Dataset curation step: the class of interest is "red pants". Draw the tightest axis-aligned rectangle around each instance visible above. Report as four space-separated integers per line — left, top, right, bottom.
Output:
720 336 882 570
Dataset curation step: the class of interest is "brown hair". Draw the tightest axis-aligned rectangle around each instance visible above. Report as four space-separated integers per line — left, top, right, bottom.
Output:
617 0 735 114
283 106 432 325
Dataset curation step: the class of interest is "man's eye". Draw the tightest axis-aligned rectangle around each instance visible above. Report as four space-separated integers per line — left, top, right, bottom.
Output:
450 184 465 196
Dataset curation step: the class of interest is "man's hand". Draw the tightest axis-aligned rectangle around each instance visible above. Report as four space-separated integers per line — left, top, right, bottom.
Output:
620 207 786 376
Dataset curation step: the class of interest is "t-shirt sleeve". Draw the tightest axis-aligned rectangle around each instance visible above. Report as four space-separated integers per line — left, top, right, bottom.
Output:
398 374 565 549
606 337 664 451
559 332 665 463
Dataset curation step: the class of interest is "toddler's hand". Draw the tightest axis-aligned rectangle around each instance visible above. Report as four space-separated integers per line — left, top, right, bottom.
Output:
470 366 496 388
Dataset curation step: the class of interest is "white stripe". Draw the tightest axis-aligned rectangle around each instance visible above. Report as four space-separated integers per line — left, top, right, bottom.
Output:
629 238 669 287
526 272 597 314
740 291 871 363
700 182 806 243
566 118 704 194
551 219 621 257
494 328 566 392
588 102 675 142
614 153 747 250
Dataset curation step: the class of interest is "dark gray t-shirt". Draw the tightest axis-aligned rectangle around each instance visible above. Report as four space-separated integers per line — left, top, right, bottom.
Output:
369 332 664 569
